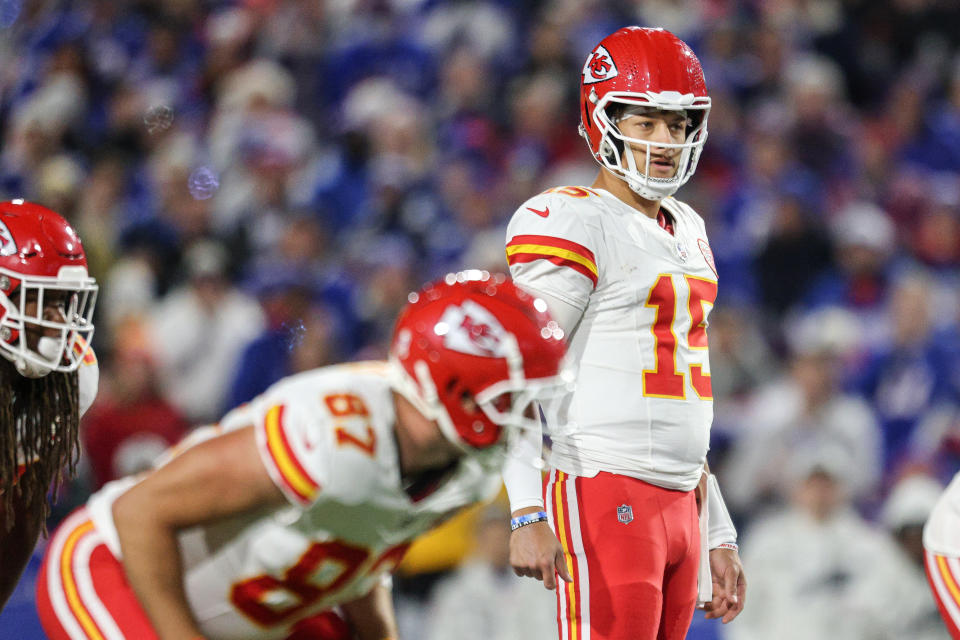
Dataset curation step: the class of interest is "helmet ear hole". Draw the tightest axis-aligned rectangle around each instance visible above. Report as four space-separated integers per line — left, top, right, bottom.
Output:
446 377 459 395
599 138 617 163
687 111 705 136
458 389 479 414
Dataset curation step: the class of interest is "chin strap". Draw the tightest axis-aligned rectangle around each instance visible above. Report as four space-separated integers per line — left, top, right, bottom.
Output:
13 336 65 378
15 357 50 378
620 143 681 201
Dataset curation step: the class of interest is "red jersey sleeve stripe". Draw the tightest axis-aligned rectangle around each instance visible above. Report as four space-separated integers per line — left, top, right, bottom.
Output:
263 405 320 505
506 235 598 287
72 336 96 365
508 235 597 263
506 252 598 288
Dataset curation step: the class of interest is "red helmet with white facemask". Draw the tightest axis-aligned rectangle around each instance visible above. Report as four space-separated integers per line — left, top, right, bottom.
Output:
579 26 710 201
389 271 568 451
0 200 98 377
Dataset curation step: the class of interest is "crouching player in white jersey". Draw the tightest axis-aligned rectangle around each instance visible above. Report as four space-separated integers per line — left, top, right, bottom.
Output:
0 200 99 613
502 27 745 639
924 473 960 638
36 272 569 640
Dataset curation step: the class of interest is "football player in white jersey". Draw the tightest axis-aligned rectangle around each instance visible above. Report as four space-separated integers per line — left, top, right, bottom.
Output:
502 27 745 639
0 200 99 612
37 272 569 640
924 472 960 638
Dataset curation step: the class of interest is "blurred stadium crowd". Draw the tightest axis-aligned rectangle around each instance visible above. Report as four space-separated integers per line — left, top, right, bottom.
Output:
1 0 960 638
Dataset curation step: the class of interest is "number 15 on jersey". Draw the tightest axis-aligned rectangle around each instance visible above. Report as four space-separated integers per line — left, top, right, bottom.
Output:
642 274 717 401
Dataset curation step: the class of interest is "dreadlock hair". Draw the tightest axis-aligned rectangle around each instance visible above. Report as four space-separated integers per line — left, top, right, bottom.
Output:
0 358 80 531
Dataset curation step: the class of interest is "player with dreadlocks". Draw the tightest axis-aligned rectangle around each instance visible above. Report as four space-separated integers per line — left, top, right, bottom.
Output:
0 200 98 611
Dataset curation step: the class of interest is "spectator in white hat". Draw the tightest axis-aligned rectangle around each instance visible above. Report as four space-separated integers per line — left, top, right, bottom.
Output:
728 448 892 640
846 473 949 639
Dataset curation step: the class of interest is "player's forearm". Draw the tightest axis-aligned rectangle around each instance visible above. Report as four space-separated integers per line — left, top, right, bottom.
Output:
502 414 546 512
503 458 545 513
113 494 204 639
705 473 737 548
342 582 399 640
501 284 580 514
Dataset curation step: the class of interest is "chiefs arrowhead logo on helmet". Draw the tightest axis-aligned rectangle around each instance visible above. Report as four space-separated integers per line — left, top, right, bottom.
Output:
438 299 507 358
582 45 618 84
0 220 16 257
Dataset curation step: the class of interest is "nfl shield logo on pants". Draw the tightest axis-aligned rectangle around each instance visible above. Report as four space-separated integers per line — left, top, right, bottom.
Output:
617 504 633 524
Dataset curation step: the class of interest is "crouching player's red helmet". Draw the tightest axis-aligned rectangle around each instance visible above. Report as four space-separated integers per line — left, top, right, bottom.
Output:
390 270 569 450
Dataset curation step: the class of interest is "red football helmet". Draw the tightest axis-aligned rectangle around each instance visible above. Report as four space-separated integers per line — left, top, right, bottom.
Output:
0 200 98 377
579 26 710 200
389 270 568 451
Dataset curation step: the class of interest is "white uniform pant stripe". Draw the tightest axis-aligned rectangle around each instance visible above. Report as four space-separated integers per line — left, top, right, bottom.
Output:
564 471 590 640
48 510 93 640
45 509 125 640
927 550 960 629
74 529 125 639
546 469 565 639
549 470 591 640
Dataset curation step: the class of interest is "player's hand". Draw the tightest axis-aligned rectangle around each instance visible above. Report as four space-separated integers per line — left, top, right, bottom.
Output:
704 547 746 623
509 510 572 590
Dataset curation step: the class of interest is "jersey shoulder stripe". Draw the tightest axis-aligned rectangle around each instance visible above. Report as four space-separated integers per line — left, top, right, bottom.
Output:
506 234 598 287
262 404 321 505
538 185 602 199
72 336 96 365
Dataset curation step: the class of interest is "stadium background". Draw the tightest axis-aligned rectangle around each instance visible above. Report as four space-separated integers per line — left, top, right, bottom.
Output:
1 0 960 638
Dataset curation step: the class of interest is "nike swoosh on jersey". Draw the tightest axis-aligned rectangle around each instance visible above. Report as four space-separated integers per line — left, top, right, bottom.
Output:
527 206 550 218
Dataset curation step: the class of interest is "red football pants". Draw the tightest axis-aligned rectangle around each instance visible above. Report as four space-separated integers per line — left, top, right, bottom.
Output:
36 507 159 640
36 507 353 640
925 549 960 638
546 470 700 640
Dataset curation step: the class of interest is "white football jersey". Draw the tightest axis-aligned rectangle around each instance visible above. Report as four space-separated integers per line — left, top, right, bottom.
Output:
86 361 502 640
924 472 960 556
506 186 717 491
77 343 99 418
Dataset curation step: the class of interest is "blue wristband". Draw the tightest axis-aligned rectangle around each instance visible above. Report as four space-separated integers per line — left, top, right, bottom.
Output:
510 511 549 531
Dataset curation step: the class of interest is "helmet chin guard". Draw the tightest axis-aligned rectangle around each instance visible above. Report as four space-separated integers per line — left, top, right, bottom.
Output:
16 336 63 378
